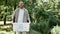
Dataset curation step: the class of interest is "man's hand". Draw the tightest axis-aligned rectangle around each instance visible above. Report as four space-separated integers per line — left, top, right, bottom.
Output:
12 17 15 22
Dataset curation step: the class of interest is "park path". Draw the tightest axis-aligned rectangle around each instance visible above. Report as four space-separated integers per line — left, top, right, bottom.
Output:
0 21 12 25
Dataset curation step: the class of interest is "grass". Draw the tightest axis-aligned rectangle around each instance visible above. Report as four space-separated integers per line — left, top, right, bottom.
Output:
0 24 40 34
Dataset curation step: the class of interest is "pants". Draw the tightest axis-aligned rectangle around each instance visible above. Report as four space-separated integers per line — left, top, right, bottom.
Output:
16 31 26 34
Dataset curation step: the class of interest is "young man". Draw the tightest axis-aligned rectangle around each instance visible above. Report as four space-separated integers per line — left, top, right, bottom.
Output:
12 1 31 34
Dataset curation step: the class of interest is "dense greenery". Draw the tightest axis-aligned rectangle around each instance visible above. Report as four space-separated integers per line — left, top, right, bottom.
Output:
0 0 60 34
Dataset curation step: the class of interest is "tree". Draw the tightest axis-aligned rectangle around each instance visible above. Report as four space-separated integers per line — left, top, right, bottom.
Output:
0 0 60 34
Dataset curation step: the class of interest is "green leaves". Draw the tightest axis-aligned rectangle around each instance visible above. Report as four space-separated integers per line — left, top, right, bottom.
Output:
0 0 60 34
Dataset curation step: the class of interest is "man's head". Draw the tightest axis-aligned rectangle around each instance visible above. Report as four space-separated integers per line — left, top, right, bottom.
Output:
19 1 24 8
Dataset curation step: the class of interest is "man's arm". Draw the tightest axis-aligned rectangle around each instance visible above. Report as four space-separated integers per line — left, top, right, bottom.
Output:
26 10 31 24
12 9 17 22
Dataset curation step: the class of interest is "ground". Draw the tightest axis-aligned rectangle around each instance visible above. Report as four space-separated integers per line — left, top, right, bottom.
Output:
0 21 40 34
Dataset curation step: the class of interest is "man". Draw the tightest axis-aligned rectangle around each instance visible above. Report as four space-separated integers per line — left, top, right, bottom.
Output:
12 1 31 34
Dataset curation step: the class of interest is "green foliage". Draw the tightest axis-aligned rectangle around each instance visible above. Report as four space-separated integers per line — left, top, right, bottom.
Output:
0 0 60 34
51 25 60 34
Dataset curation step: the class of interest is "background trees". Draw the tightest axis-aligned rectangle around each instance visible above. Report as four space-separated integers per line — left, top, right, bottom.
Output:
0 0 60 34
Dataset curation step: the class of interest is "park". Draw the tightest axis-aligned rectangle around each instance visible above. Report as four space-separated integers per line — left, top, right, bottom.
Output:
0 0 60 34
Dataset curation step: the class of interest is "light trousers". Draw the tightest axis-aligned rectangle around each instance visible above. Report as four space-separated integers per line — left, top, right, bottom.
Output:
16 31 26 34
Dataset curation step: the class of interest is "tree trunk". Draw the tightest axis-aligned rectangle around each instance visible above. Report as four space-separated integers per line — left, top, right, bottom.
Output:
4 15 6 25
14 3 16 10
4 0 7 25
13 0 16 22
14 0 16 10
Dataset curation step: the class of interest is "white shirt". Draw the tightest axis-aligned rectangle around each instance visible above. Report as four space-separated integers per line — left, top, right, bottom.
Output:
17 8 24 23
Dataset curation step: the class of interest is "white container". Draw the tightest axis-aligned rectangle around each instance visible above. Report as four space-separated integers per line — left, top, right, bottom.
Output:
13 23 30 32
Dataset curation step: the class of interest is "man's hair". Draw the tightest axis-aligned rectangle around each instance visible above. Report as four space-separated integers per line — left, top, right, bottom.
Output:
19 1 24 4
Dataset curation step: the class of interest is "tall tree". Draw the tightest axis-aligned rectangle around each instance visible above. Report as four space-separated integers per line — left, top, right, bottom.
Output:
4 0 7 25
